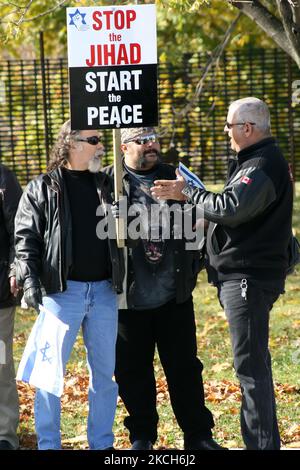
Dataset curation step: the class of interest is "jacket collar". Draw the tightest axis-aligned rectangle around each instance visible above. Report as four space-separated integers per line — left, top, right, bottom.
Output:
237 137 276 164
122 160 173 180
45 166 109 190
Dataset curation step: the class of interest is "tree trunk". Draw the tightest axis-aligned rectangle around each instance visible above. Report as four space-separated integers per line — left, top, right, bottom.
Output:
231 1 300 68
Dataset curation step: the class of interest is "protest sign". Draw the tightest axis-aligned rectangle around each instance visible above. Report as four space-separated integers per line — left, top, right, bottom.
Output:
67 5 158 129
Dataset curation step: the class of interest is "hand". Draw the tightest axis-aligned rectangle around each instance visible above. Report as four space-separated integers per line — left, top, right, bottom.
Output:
23 286 43 312
9 276 19 297
150 170 187 201
193 218 209 232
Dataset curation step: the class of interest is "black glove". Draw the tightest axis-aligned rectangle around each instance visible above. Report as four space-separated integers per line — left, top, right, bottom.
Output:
23 286 43 312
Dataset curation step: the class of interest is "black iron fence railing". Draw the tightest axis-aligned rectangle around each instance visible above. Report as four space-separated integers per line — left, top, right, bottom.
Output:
0 48 299 186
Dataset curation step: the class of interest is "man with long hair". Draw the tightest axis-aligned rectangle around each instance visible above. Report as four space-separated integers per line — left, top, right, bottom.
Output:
15 120 124 450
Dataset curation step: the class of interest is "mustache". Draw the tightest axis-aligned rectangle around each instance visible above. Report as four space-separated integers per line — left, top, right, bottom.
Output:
143 149 160 158
136 149 161 170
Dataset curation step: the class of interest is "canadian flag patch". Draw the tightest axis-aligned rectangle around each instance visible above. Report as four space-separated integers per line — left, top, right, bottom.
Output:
240 175 252 185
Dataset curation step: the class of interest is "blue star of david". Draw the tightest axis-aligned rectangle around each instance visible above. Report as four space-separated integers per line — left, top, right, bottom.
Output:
40 341 52 364
69 9 87 26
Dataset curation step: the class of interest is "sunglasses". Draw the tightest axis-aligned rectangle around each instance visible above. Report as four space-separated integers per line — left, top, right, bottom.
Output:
225 122 256 129
125 135 159 145
75 135 102 145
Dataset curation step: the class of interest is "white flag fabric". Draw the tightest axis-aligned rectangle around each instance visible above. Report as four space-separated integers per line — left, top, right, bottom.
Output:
16 305 69 397
178 162 206 190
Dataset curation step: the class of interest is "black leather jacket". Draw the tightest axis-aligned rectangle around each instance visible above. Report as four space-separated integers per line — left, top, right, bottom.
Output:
15 167 124 295
183 138 293 281
103 162 202 307
0 164 22 307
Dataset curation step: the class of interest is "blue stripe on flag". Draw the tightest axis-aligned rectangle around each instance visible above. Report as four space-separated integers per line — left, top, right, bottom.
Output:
180 165 199 183
22 348 39 383
179 165 204 188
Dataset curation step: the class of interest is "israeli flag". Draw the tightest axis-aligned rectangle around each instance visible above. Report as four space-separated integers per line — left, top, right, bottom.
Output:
16 305 69 397
178 162 206 190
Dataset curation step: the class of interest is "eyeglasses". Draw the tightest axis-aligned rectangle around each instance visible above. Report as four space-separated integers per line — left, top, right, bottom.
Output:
124 135 159 145
225 122 256 129
75 135 102 145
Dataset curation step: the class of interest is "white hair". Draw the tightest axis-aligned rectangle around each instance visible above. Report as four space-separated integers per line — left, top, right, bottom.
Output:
229 97 271 134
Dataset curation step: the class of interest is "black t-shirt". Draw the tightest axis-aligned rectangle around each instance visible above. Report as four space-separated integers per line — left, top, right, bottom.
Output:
62 168 111 282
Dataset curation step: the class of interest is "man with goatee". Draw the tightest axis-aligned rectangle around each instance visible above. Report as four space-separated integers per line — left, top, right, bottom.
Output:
15 120 124 450
104 127 225 451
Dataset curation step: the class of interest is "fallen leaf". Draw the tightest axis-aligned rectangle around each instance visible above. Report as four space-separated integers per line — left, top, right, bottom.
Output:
211 362 231 373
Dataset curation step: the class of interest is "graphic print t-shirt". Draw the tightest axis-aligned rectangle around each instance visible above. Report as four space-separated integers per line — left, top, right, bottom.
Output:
125 164 176 310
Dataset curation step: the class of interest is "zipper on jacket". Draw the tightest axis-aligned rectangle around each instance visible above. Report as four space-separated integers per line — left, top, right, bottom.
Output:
49 179 64 291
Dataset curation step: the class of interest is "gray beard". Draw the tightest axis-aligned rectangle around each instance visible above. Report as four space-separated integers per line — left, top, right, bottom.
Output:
88 149 103 173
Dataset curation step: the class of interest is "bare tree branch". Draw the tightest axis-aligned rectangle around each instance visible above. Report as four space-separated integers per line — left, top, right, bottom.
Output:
0 0 68 26
15 0 33 26
0 0 32 26
173 12 242 121
13 0 68 24
287 0 300 31
229 0 300 65
276 0 300 67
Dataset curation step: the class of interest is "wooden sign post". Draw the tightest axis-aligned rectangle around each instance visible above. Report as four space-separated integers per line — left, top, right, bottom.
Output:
113 128 125 247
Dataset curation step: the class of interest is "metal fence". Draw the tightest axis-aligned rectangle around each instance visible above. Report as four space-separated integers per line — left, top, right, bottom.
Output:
0 47 299 186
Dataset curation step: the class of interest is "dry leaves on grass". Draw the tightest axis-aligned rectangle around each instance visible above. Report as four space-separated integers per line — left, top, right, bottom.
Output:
17 371 300 448
157 376 169 403
17 375 244 425
14 332 26 345
211 362 232 373
204 379 241 403
275 382 300 404
18 370 90 419
62 371 89 406
281 423 300 445
19 433 37 449
18 382 35 422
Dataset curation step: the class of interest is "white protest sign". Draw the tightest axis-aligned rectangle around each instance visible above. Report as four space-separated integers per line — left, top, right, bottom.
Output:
67 5 158 129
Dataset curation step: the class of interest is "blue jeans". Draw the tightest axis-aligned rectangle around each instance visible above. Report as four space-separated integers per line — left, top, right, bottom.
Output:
34 280 118 450
218 279 281 450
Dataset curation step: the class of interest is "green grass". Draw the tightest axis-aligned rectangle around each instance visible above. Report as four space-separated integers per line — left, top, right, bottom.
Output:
15 183 300 449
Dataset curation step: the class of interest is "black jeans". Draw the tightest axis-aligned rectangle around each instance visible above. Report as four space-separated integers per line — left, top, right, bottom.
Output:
217 279 281 450
115 296 214 444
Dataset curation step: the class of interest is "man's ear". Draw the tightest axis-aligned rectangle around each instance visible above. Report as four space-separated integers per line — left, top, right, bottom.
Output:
244 122 253 137
120 143 127 153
